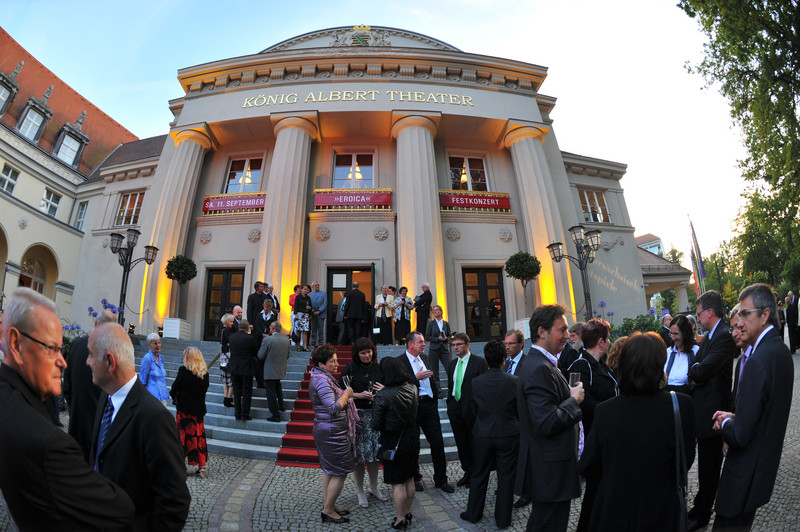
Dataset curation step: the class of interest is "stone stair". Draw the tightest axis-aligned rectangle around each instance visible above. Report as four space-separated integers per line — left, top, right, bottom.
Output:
134 337 464 465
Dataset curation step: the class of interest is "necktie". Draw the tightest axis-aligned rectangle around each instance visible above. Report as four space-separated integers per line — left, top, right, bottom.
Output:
94 398 114 470
454 358 465 401
506 358 515 374
665 349 678 378
738 352 749 388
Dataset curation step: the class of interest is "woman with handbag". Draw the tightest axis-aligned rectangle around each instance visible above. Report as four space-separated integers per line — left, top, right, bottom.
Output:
310 344 357 525
170 346 210 478
579 331 696 531
219 313 236 408
371 356 419 530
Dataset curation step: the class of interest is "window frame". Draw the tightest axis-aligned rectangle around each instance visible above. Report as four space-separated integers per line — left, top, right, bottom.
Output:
1 163 19 194
19 109 44 141
54 133 82 166
332 152 374 189
577 187 611 224
114 191 145 226
74 201 88 231
448 155 489 192
39 188 61 217
224 157 263 194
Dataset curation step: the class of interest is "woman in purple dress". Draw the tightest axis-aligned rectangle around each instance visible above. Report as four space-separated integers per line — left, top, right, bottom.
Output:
310 344 357 524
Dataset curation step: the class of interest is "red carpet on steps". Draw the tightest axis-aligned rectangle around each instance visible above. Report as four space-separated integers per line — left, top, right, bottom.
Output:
277 347 353 467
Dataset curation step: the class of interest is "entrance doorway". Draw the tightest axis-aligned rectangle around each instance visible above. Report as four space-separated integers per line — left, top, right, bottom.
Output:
203 268 245 341
462 268 506 342
326 267 373 345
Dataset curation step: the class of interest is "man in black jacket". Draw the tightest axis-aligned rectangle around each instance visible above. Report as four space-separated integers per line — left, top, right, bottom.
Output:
686 290 737 531
228 319 259 421
343 281 367 345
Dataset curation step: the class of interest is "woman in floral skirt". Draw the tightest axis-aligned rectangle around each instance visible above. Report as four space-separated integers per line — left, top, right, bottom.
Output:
170 346 210 478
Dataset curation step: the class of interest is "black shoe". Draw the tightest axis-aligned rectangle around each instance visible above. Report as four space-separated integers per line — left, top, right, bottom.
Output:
223 397 233 407
513 496 531 508
460 512 479 524
687 518 709 531
268 415 281 422
436 482 455 493
242 414 252 421
320 512 349 524
390 517 408 529
456 474 471 487
405 513 413 523
414 479 424 492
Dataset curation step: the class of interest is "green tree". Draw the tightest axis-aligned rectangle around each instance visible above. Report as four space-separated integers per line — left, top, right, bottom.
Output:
678 1 800 200
659 248 685 313
504 251 541 305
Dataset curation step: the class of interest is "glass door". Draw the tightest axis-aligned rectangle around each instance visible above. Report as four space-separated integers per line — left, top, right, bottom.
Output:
203 269 245 341
462 268 506 342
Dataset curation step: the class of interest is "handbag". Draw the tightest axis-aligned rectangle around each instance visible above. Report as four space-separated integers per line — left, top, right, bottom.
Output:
378 403 406 462
671 391 689 532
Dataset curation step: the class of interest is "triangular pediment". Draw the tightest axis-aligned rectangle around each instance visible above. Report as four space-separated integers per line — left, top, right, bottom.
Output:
262 25 461 53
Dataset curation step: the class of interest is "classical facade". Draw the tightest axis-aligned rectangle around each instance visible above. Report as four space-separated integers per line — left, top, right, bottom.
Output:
3 25 648 341
0 28 137 317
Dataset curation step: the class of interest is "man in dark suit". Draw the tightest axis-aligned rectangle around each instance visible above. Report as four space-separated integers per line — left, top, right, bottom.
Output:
414 282 433 333
232 305 243 330
461 340 519 529
0 288 135 531
557 322 583 377
253 298 277 388
503 328 532 508
246 281 266 325
228 319 259 421
393 331 454 493
712 283 794 531
446 332 487 487
516 304 584 532
87 321 189 531
258 321 290 422
63 309 116 461
424 304 451 380
686 290 737 531
343 281 367 344
786 290 798 352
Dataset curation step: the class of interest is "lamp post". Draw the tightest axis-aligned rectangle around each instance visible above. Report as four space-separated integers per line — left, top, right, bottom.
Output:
108 228 158 326
546 225 602 320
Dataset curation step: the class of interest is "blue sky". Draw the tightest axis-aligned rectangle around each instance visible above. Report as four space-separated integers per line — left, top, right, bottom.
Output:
1 0 747 263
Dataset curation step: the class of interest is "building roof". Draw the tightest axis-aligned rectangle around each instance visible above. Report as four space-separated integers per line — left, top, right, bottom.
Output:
0 27 138 177
85 134 168 182
638 247 691 276
635 233 660 246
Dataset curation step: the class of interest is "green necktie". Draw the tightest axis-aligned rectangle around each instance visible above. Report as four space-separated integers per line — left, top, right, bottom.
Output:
454 358 465 401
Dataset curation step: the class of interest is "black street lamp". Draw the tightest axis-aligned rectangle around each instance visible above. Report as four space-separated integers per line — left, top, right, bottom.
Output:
547 225 602 320
108 228 158 326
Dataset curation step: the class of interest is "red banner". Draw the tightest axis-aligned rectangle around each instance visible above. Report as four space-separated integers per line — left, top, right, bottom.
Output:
314 191 392 208
439 192 510 210
203 194 265 213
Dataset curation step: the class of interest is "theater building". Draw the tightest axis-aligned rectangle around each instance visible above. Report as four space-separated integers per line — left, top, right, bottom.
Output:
3 25 648 341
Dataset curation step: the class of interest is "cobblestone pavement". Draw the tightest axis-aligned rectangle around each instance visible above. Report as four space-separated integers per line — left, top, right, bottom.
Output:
3 357 800 531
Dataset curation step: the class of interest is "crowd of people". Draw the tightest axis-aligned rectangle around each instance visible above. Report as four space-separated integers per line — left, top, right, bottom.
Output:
0 281 795 531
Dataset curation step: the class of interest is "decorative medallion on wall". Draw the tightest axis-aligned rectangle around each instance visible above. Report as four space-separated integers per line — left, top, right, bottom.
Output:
200 231 213 245
248 229 261 243
316 226 331 242
102 238 109 248
446 227 461 242
601 236 625 251
373 226 389 241
18 217 27 229
499 227 513 243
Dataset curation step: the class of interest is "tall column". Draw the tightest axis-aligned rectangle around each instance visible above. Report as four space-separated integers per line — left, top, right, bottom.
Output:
144 126 213 326
677 282 690 313
257 116 317 330
392 114 447 323
503 125 574 312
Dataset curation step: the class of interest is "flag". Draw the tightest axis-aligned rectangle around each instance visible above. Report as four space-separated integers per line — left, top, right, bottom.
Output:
689 220 707 293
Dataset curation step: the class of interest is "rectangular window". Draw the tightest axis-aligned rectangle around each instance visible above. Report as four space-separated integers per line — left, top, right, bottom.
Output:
0 86 10 112
1 164 19 194
19 110 44 141
333 153 373 188
56 135 81 165
578 188 611 223
75 201 88 231
115 192 144 226
449 156 487 191
39 188 61 217
225 158 262 193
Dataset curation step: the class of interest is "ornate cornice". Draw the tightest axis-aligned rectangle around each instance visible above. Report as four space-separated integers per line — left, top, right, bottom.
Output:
263 26 460 53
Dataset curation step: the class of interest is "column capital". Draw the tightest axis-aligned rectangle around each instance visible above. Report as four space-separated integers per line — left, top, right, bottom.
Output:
271 112 319 140
501 120 550 148
169 123 215 150
391 112 441 138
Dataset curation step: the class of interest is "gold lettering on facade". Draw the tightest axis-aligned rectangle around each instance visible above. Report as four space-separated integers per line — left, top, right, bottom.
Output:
246 90 475 107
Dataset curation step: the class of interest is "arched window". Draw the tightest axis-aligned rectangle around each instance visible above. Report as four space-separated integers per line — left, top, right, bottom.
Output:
20 257 46 294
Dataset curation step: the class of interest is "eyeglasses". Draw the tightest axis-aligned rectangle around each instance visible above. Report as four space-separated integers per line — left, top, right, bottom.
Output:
738 307 765 318
18 329 67 358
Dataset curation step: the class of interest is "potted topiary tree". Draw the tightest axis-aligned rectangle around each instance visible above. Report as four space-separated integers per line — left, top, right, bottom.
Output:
163 255 198 339
505 251 541 306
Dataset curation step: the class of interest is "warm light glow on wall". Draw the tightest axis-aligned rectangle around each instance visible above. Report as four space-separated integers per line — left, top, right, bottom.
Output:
279 277 295 332
538 269 558 305
139 264 149 328
156 272 171 324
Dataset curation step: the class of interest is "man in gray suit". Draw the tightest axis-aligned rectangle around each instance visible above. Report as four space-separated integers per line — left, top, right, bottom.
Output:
258 322 290 422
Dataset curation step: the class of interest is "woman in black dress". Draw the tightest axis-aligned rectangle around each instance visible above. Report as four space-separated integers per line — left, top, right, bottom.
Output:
372 356 419 530
170 346 210 478
338 338 387 507
219 313 236 408
392 286 413 345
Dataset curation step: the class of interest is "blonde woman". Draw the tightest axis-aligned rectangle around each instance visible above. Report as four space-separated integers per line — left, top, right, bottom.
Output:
170 347 210 478
220 313 235 407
